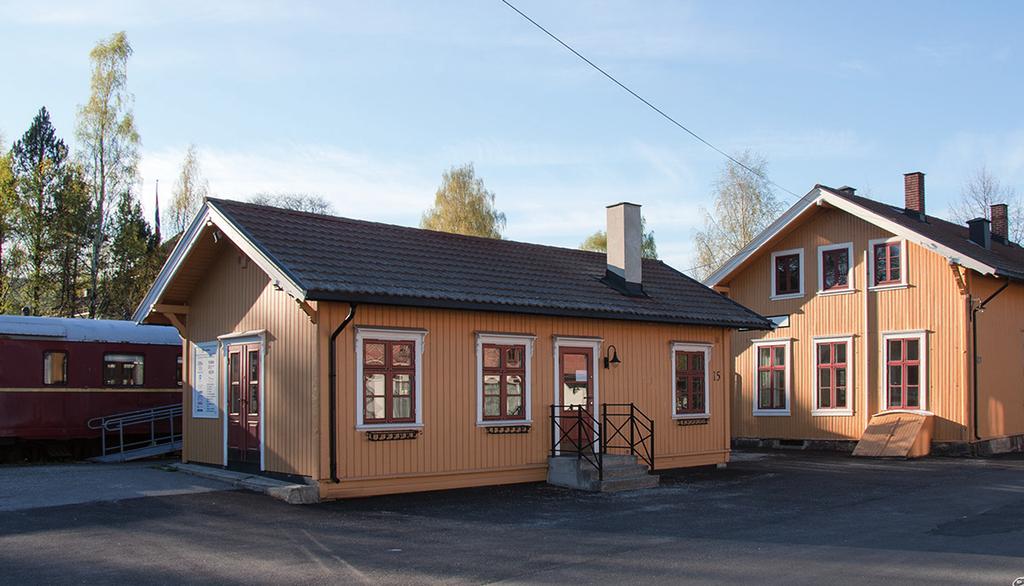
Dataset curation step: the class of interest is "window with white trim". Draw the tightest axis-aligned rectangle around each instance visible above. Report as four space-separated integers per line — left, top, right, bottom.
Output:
672 344 711 418
355 328 426 428
882 331 927 411
753 340 791 415
868 238 907 289
813 337 853 415
476 334 534 425
817 243 853 293
770 249 804 300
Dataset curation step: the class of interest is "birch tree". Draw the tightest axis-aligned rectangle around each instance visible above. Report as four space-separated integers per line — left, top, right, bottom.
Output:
0 143 20 313
421 163 505 238
76 31 140 317
692 151 783 280
249 192 333 214
166 144 209 235
950 166 1023 243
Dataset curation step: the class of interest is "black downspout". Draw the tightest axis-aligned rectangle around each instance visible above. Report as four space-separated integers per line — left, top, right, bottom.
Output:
328 303 357 483
972 278 1009 441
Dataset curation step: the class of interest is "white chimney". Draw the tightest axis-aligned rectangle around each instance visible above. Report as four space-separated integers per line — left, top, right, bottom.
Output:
606 202 642 289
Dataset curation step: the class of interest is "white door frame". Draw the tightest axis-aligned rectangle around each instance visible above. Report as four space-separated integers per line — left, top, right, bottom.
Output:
552 337 602 455
218 330 266 471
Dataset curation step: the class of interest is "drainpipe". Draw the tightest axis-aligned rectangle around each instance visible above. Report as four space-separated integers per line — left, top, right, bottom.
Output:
328 303 357 483
971 278 1009 441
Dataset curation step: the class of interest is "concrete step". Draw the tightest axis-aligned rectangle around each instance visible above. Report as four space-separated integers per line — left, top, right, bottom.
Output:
547 454 659 492
579 463 650 481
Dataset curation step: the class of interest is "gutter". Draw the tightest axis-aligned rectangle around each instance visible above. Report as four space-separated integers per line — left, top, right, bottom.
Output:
972 278 1010 441
328 303 357 483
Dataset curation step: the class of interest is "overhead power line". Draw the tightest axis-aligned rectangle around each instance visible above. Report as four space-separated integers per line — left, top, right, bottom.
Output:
499 0 802 200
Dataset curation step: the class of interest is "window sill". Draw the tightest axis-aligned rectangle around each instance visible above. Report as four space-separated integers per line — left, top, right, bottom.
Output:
811 409 854 417
816 288 857 297
672 413 710 420
869 283 908 292
356 423 424 431
769 293 804 301
753 410 791 417
365 429 419 441
484 424 531 434
477 420 532 428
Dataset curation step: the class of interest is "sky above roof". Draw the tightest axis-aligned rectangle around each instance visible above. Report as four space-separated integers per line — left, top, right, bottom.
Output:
2 1 1022 273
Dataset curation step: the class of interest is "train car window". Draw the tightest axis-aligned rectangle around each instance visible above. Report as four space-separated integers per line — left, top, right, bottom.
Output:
104 353 145 387
43 351 68 385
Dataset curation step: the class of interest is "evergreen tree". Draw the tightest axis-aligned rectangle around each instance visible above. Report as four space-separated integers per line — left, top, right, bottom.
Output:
51 165 93 316
10 108 69 315
101 190 155 319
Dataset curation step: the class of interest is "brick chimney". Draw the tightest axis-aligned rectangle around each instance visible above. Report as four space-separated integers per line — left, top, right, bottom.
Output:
991 203 1009 243
904 172 925 220
606 202 643 295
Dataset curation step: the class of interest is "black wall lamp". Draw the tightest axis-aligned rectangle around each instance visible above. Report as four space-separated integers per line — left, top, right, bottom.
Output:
603 345 621 369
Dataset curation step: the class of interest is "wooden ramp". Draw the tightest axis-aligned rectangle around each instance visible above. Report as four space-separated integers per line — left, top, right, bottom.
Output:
853 411 934 458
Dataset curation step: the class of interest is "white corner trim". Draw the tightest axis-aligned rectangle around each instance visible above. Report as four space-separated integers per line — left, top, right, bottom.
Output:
552 337 601 454
879 330 929 412
670 343 713 419
769 248 805 301
810 335 855 417
816 242 855 294
476 333 535 426
354 327 427 429
752 339 792 416
867 237 909 289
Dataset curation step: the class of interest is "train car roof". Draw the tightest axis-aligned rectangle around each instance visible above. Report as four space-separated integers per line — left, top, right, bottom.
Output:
0 315 181 345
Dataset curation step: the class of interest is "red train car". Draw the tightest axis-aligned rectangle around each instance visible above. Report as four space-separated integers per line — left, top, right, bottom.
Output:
0 315 182 451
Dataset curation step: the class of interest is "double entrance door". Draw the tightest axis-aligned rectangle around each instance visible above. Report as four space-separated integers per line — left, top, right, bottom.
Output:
226 343 261 466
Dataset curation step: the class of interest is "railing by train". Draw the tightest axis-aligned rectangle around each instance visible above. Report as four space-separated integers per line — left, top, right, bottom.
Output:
549 402 655 481
87 403 183 458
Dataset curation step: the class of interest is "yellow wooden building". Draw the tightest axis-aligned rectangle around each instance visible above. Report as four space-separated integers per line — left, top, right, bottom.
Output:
706 172 1024 455
134 199 768 499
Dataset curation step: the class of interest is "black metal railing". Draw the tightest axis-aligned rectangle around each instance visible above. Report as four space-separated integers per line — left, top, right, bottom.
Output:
601 403 655 471
550 404 603 480
550 402 655 481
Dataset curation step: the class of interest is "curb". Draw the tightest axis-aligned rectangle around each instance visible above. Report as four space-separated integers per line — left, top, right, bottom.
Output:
167 463 320 504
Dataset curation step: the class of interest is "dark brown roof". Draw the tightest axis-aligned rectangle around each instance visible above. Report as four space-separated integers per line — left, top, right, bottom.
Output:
824 187 1024 281
208 198 769 329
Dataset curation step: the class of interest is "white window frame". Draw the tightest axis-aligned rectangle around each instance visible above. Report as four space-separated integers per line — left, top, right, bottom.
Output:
811 335 854 416
868 237 909 291
879 330 929 413
355 327 427 430
770 248 805 301
816 242 855 295
552 336 601 454
476 333 535 426
217 330 266 470
671 343 712 420
752 338 792 416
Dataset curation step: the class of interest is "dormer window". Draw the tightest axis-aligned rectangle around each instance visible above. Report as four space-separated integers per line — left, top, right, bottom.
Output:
770 249 804 300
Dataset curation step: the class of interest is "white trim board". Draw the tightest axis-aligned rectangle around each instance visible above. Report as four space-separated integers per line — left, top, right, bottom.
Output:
475 333 536 426
879 330 929 412
751 338 792 416
219 331 267 471
354 327 427 430
810 335 855 417
816 242 855 295
770 248 805 301
670 343 713 420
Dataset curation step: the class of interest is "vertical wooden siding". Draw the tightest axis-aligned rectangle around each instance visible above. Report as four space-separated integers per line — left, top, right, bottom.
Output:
183 243 319 477
971 273 1024 438
724 208 969 441
318 302 732 496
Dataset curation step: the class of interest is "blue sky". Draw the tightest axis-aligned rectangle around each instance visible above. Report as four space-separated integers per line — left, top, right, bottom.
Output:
2 1 1022 272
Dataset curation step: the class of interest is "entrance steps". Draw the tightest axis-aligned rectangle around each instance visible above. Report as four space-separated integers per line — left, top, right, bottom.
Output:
547 453 659 492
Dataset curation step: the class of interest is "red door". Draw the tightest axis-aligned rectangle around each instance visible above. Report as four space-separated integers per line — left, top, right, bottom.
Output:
227 344 261 465
559 347 594 451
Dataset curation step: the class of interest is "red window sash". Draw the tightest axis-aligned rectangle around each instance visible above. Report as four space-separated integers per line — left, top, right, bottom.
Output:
815 342 847 409
756 345 787 410
774 254 800 295
885 338 920 410
874 242 901 285
674 351 706 415
482 344 527 421
363 340 417 424
821 249 850 291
